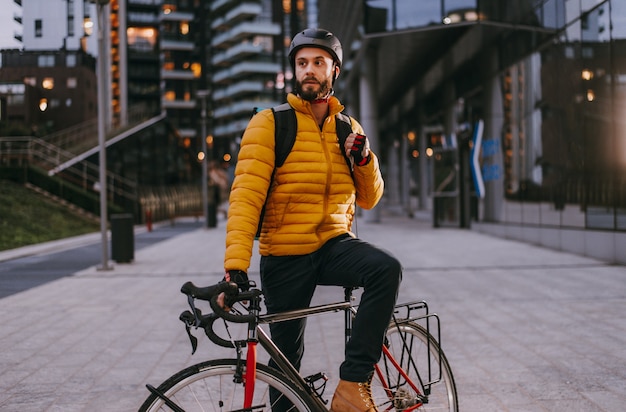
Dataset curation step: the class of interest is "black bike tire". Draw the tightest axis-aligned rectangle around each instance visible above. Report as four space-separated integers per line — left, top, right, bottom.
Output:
139 358 319 412
372 321 459 412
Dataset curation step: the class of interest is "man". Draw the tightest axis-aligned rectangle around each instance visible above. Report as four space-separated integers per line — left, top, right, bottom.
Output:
223 28 402 412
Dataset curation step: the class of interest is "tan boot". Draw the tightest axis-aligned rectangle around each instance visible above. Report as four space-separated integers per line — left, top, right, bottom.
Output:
329 379 378 412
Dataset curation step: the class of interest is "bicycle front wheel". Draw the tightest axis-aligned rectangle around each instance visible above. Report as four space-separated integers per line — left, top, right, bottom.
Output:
371 321 458 411
139 359 318 412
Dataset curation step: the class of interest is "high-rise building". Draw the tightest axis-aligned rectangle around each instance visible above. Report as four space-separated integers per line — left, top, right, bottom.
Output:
160 1 200 141
21 0 96 53
201 0 283 161
0 0 23 50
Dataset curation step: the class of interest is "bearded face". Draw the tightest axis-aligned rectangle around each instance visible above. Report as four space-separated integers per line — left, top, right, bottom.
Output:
294 74 333 102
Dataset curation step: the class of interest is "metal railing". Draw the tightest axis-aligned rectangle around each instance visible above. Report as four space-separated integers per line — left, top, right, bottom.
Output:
0 136 137 208
42 104 156 158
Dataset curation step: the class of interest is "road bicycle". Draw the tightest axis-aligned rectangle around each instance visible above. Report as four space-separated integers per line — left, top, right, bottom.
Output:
139 280 458 411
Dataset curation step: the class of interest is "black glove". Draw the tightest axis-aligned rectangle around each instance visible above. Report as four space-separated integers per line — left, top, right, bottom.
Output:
224 270 251 292
351 133 371 166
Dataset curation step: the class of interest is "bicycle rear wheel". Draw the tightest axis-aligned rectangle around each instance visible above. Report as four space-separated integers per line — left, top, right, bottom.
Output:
371 321 458 411
139 358 318 412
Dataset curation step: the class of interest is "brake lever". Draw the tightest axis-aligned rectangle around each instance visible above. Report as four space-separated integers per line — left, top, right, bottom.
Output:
179 310 199 354
180 294 202 354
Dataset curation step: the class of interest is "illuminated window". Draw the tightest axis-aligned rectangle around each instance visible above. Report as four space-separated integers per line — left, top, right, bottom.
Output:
67 77 77 88
42 78 54 90
127 27 157 53
84 18 94 36
164 91 176 101
180 22 189 35
24 77 36 86
191 62 201 78
39 98 48 111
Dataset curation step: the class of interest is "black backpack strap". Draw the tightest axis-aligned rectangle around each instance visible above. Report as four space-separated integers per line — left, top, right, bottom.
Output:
272 103 297 168
335 112 354 171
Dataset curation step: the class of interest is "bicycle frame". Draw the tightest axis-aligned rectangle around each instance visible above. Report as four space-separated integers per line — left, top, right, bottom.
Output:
251 300 352 410
235 289 439 411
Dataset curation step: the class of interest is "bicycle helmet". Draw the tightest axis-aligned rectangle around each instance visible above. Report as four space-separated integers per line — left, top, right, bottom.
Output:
288 28 343 69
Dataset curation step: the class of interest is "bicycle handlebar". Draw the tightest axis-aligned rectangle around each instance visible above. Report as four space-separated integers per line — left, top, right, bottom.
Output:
180 281 263 349
181 280 262 324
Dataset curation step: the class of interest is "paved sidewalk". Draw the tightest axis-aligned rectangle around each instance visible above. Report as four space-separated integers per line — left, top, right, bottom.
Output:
0 213 624 411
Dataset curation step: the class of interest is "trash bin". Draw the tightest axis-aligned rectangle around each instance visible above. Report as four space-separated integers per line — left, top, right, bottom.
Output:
111 213 134 263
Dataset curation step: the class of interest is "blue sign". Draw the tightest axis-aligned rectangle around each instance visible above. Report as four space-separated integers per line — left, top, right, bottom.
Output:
470 120 485 198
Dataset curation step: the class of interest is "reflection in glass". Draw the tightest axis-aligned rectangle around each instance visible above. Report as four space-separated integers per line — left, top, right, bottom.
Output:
494 0 624 231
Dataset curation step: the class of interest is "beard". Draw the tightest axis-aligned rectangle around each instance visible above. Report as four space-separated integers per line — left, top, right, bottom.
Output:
295 76 333 101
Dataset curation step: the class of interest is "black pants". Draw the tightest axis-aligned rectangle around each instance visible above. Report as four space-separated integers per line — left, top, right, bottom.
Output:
260 234 402 383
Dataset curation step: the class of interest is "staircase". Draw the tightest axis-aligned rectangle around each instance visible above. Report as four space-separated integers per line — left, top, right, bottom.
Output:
24 183 100 222
0 106 165 216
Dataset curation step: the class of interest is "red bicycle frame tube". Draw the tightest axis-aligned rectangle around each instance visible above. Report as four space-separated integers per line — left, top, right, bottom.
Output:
244 341 258 407
374 344 423 411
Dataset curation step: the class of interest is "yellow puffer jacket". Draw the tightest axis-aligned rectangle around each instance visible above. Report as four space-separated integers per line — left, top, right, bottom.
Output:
224 93 384 272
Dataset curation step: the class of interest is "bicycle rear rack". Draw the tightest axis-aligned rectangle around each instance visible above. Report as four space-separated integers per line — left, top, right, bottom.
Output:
390 300 443 393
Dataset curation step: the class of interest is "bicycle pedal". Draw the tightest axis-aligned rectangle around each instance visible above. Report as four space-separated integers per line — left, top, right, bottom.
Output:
304 372 329 399
305 372 328 383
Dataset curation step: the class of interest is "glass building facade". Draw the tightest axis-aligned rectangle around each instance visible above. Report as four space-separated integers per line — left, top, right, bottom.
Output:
352 0 626 232
317 0 625 262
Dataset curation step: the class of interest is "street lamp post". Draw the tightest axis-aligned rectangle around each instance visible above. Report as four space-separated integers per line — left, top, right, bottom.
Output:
197 90 210 228
91 0 112 270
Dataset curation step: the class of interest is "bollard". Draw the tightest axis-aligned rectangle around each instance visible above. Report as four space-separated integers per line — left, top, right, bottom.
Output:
145 210 153 232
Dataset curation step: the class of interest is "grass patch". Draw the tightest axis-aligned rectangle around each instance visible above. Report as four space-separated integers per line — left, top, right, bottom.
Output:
0 180 100 251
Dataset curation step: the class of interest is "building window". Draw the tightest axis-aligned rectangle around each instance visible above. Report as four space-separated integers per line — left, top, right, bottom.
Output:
42 78 54 90
127 27 157 53
164 90 176 101
35 19 42 37
84 17 94 36
67 77 77 88
38 55 55 67
24 77 36 86
68 16 75 37
66 54 77 67
180 21 189 35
